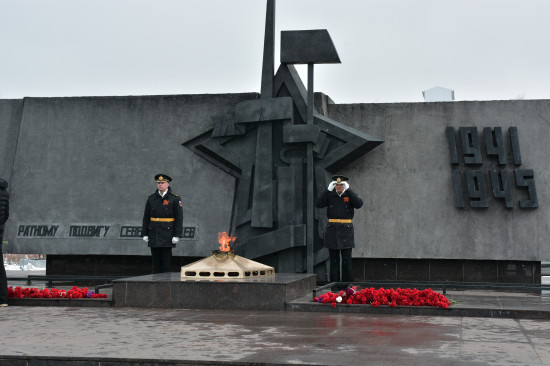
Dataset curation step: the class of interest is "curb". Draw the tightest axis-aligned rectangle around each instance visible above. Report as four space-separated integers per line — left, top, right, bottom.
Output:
7 298 112 307
286 301 550 319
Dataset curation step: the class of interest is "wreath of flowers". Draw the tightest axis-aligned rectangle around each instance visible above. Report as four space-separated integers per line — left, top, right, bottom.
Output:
314 286 450 308
8 286 108 299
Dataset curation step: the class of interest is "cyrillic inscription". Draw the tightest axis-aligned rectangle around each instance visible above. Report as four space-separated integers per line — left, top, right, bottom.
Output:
69 225 110 237
18 225 59 237
16 224 198 239
120 226 143 238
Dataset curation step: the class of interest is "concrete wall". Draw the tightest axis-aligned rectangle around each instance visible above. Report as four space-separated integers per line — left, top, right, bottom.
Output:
328 100 550 261
3 94 256 256
0 99 23 182
1 95 549 262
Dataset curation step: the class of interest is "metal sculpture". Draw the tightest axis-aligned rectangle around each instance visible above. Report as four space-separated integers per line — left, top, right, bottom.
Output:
184 0 383 280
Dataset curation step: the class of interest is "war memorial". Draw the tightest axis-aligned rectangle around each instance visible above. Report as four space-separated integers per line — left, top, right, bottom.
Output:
2 2 550 365
1 0 548 296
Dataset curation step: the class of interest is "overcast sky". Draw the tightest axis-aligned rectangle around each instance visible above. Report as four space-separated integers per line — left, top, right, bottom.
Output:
1 0 549 103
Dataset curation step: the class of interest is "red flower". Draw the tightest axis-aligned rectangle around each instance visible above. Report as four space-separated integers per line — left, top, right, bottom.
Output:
8 285 108 299
314 287 450 308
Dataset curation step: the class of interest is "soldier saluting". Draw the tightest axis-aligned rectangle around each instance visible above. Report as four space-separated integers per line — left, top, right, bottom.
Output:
142 174 183 273
316 175 363 285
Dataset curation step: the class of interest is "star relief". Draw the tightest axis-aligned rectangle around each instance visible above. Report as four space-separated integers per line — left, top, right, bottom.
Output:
182 0 383 277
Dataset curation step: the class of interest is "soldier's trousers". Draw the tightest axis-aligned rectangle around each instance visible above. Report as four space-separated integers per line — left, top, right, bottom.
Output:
0 236 7 303
150 247 172 274
329 248 353 283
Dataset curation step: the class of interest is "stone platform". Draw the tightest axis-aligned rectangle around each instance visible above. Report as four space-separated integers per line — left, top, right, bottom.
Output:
112 272 316 310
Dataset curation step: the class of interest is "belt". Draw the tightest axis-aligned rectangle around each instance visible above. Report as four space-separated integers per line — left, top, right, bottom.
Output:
328 219 352 223
150 217 175 222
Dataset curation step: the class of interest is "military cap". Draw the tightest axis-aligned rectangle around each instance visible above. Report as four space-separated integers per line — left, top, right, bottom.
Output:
331 175 349 184
155 174 172 183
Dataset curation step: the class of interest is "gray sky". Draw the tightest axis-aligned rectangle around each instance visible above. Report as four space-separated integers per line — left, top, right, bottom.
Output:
1 0 549 103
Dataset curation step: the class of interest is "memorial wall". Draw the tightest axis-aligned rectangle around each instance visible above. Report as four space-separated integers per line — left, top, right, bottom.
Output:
1 95 548 282
329 101 548 260
1 94 253 258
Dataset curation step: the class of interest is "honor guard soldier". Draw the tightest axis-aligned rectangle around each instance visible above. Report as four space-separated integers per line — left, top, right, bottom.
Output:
315 175 363 285
142 174 183 273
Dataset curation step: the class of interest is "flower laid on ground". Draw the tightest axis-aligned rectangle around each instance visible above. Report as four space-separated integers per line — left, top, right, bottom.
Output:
8 286 108 299
314 286 450 308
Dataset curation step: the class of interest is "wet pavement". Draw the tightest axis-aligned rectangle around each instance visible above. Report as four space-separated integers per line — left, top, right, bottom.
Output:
1 306 549 365
2 272 550 365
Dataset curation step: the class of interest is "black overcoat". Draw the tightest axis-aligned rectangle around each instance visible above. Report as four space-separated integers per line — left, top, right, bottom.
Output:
141 188 183 248
0 178 9 237
315 188 363 250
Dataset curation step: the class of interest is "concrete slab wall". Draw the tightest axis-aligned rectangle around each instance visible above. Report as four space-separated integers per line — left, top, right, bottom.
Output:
328 100 550 261
3 94 257 257
2 95 549 262
0 99 23 182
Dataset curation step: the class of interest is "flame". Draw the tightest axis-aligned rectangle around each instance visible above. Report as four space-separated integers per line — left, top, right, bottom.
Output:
218 232 237 252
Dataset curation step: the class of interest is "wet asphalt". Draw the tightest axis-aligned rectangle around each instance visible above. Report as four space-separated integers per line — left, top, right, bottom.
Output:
1 271 549 365
1 296 550 365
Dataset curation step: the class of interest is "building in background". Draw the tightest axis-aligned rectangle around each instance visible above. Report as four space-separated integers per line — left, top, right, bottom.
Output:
423 86 455 102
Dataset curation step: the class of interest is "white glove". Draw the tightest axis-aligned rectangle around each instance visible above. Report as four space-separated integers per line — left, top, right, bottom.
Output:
343 182 349 191
143 236 149 243
172 237 179 244
328 181 337 191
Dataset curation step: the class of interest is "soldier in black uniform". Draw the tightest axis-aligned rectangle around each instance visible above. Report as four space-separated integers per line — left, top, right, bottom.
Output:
142 174 183 274
316 175 363 284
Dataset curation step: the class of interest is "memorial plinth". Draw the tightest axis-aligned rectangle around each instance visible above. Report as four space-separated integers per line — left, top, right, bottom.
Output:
112 272 316 311
181 250 275 279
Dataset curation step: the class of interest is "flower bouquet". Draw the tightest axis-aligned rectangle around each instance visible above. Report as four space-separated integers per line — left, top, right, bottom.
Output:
314 286 450 308
8 286 108 299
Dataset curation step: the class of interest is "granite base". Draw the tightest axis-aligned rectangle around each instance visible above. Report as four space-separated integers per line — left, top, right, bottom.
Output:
112 272 316 311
